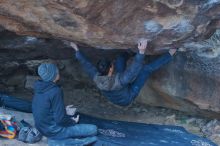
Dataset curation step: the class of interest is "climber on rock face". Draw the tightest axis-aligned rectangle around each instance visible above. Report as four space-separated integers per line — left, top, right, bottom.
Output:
71 40 176 106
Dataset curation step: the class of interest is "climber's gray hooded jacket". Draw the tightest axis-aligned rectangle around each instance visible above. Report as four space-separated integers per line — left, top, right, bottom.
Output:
75 51 145 106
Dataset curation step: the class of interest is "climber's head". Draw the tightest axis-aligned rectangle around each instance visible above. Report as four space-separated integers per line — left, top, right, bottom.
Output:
97 59 114 76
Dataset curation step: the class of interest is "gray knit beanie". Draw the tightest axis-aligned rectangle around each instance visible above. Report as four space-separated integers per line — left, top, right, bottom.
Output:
38 63 59 82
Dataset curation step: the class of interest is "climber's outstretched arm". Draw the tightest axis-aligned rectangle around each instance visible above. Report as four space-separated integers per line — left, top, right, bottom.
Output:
70 42 98 79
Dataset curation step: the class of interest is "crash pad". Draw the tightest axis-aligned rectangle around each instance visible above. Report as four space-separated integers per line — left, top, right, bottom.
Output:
0 93 32 113
78 114 217 146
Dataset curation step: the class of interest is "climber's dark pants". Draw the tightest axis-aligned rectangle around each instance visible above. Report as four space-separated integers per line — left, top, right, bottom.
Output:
113 53 172 105
130 53 172 96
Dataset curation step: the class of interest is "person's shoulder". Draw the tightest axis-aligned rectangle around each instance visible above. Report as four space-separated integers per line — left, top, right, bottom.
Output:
49 86 63 101
51 85 62 93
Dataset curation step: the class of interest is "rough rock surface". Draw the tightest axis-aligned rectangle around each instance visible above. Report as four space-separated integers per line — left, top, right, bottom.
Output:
139 51 220 118
0 0 220 53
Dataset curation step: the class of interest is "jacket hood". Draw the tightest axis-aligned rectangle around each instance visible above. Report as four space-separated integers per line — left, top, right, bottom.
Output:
34 80 57 93
93 74 123 91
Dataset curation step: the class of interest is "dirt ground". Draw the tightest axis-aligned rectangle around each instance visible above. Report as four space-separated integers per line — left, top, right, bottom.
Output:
0 88 218 146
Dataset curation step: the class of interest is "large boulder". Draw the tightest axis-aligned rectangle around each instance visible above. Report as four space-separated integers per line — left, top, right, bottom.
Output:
0 0 220 118
0 0 220 52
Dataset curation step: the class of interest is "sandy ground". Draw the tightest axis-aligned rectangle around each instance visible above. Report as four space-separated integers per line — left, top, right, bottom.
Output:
0 88 218 146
